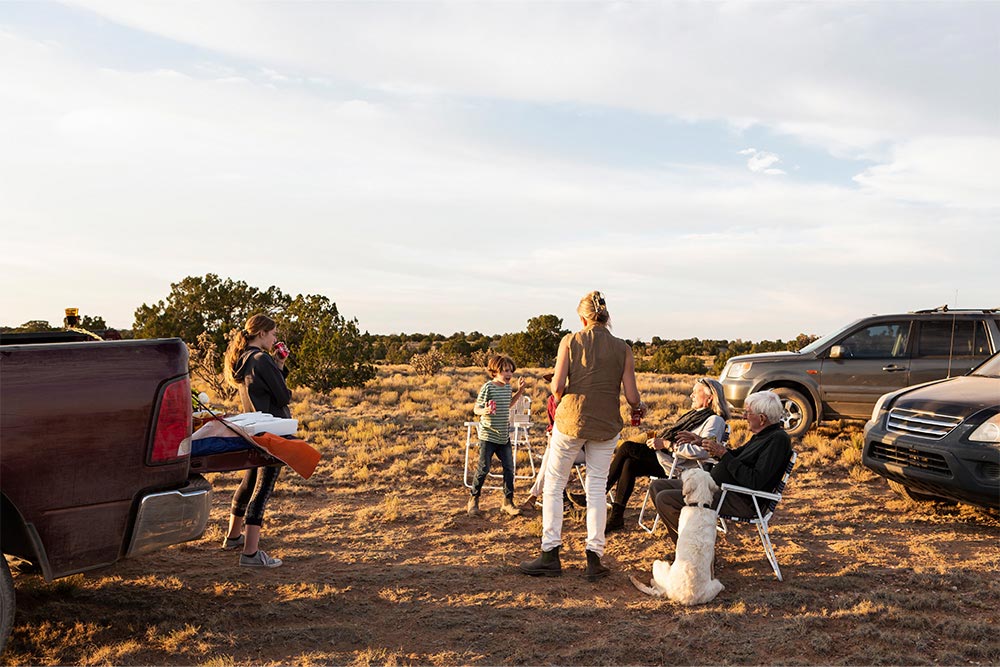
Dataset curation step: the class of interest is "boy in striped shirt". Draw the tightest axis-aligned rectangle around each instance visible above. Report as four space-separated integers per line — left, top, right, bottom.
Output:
468 354 527 517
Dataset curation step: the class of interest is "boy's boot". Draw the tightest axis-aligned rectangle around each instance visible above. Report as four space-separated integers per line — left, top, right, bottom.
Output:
605 503 626 532
585 549 611 582
500 496 522 516
466 495 482 517
519 546 561 577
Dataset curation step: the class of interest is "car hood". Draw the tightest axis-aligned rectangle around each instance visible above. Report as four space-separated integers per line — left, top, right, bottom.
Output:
891 375 1000 419
728 351 808 364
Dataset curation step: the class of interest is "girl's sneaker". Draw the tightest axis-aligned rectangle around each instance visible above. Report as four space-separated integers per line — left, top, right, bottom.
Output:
239 550 282 568
221 534 245 550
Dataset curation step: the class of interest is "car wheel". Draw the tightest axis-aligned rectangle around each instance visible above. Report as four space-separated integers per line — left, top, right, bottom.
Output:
886 479 955 505
773 388 814 438
0 556 14 655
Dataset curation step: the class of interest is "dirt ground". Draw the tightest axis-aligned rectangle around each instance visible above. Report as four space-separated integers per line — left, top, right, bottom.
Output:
5 369 1000 665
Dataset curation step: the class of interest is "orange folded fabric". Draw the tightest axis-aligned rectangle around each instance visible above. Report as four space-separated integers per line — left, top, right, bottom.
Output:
250 432 322 479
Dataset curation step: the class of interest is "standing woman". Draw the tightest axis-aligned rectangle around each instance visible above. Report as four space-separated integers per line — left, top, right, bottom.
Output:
221 314 291 568
520 291 644 581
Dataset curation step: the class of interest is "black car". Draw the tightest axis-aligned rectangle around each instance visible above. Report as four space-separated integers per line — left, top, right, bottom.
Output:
862 352 1000 509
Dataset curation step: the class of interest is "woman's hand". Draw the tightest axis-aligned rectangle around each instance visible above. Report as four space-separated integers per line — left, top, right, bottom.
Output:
673 430 699 444
646 437 669 451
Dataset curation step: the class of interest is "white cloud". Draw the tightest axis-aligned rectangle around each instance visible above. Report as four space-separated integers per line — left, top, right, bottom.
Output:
854 136 1000 209
741 150 786 176
59 1 1000 150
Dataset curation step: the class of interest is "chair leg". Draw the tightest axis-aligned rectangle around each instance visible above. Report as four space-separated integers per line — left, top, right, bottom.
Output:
637 482 658 534
463 427 474 490
756 521 783 581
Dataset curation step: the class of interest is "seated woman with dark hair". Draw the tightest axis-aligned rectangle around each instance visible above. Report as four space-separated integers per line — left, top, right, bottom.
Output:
571 378 731 532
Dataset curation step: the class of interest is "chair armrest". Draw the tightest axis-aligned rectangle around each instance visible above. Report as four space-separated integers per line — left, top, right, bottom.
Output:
464 421 478 427
719 483 781 502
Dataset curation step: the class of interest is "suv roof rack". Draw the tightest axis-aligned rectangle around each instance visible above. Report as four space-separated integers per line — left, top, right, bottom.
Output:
909 305 999 314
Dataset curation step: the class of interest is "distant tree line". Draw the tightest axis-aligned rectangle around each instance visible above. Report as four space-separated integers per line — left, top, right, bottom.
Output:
2 276 817 388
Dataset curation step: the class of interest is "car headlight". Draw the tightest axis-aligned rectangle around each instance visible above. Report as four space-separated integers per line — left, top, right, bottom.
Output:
969 413 1000 443
871 393 892 422
726 362 752 379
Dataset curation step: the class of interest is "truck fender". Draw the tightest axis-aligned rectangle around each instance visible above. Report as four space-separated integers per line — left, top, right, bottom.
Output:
0 493 53 582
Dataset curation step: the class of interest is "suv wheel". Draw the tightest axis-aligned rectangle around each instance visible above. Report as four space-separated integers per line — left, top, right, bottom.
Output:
773 387 814 438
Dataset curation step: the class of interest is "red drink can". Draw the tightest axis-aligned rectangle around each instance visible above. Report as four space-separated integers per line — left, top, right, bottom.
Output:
273 341 290 359
630 408 642 426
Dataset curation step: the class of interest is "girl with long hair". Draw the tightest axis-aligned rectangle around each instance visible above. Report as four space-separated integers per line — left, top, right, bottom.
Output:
221 314 291 568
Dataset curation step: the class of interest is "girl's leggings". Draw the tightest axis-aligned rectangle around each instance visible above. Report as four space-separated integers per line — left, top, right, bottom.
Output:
230 465 281 526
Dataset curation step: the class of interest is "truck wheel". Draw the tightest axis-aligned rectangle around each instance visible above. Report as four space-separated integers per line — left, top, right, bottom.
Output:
0 556 14 655
887 479 954 505
773 388 814 438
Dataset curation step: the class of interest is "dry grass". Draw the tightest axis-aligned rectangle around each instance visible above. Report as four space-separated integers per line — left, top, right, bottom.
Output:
7 366 1000 665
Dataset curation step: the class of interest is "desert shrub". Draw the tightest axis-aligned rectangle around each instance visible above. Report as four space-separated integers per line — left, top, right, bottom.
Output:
411 349 447 376
469 349 489 368
281 293 377 391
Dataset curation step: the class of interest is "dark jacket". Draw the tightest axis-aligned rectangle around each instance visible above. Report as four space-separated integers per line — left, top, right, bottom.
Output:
232 346 292 418
711 423 792 492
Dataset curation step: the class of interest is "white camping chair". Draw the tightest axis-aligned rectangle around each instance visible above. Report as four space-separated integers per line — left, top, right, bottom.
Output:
636 453 718 534
715 450 797 581
509 395 536 481
636 424 730 534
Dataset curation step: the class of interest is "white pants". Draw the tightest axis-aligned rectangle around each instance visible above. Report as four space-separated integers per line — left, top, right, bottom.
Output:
541 425 619 556
529 433 586 498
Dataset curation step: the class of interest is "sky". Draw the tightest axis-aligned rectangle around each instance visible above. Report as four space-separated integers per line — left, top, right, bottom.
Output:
2 1 998 342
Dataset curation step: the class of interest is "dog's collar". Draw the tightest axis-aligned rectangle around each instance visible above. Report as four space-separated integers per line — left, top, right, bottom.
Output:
685 501 712 509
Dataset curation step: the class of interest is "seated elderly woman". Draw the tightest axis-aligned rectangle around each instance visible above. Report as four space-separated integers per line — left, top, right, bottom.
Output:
650 390 793 549
570 378 731 532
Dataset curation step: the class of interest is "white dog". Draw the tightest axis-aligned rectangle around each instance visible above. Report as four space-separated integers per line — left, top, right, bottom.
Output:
630 468 724 605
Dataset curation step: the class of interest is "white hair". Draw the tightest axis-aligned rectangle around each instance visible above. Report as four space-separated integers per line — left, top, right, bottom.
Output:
744 391 785 425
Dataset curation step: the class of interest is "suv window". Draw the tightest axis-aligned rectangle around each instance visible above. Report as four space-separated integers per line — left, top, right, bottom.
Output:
839 322 909 359
916 320 991 359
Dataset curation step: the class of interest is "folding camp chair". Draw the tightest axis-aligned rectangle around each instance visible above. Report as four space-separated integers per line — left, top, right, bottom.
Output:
509 395 537 481
636 424 730 533
636 453 717 534
715 451 798 581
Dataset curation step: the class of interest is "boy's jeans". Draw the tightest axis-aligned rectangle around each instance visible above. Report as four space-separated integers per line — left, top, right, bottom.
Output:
541 425 618 556
470 439 515 499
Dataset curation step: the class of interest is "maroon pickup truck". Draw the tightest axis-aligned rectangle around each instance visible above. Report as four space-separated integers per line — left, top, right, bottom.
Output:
0 333 237 653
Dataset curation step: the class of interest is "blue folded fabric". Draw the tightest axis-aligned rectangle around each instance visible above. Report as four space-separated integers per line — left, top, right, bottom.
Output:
191 436 251 457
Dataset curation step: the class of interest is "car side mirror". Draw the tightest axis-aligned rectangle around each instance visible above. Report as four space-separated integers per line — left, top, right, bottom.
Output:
830 345 846 359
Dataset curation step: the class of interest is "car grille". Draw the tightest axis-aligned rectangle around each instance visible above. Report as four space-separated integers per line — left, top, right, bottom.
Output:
868 442 951 475
886 408 964 439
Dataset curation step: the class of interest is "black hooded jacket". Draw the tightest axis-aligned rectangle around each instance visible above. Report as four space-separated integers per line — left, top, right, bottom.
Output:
232 346 292 418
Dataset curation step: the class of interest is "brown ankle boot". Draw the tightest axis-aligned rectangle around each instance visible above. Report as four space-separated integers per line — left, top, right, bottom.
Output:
585 549 610 582
500 497 522 516
519 546 562 577
466 495 482 516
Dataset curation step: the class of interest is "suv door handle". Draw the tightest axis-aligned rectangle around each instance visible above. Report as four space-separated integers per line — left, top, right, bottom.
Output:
882 364 906 372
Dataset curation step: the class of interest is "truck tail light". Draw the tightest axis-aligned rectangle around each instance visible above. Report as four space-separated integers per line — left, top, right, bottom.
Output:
151 377 193 464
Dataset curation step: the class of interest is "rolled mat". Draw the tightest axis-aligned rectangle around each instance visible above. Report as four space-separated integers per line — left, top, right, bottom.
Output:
250 431 322 479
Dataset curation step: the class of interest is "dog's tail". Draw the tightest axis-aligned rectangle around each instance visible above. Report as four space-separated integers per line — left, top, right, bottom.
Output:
629 574 662 597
